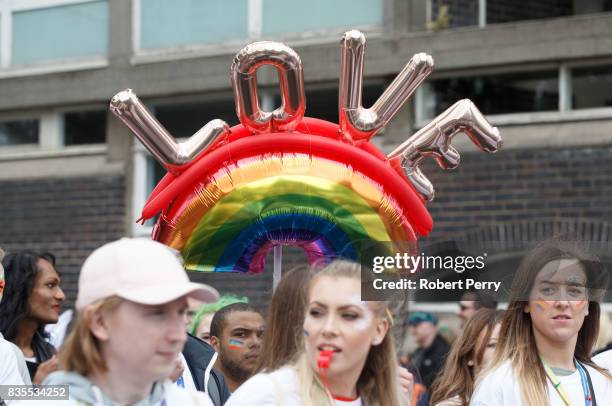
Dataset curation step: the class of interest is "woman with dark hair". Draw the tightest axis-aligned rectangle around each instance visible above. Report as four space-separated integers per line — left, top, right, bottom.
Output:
471 239 612 405
430 308 504 406
0 251 65 383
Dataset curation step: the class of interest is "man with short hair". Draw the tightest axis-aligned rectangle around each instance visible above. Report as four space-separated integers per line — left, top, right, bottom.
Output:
457 290 498 328
408 312 449 391
210 303 264 392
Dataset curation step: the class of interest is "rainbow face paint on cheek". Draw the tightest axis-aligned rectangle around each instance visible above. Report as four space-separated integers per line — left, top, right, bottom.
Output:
571 300 587 311
534 300 552 312
228 338 245 349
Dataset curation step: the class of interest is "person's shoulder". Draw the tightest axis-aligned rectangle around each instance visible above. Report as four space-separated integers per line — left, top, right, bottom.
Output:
583 360 612 393
11 400 78 406
183 334 216 359
162 381 214 406
433 394 462 406
479 360 514 381
0 336 24 385
226 367 298 406
471 361 518 406
265 366 298 381
593 350 612 372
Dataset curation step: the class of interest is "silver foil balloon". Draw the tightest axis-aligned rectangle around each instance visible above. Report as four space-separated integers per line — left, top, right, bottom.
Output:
388 99 502 201
339 30 434 141
231 41 305 134
110 89 230 175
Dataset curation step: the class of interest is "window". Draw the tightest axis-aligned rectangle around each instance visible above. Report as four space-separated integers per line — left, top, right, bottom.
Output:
571 65 612 110
154 98 239 137
0 107 107 152
416 64 612 124
0 119 39 146
273 84 385 125
1 0 108 69
427 0 612 30
143 154 165 226
262 0 382 36
63 110 106 145
486 0 572 24
421 70 559 119
139 0 248 50
136 0 383 53
430 0 479 29
132 151 165 233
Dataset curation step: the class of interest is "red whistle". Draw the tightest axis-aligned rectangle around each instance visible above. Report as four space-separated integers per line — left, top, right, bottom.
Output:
318 350 334 370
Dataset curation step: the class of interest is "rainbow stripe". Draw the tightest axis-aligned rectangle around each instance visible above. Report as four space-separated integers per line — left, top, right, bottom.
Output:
145 122 432 273
157 153 414 273
228 338 244 349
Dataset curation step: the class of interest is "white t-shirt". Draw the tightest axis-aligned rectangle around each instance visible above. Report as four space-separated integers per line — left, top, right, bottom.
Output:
226 367 363 406
8 339 31 385
178 352 197 392
594 350 612 373
470 360 612 406
0 333 26 386
433 395 461 406
12 381 214 406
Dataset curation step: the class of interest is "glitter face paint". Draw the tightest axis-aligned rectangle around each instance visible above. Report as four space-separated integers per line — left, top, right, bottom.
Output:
347 296 374 332
304 276 383 378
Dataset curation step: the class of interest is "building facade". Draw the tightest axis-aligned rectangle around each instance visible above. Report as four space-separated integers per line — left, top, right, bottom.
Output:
1 0 611 312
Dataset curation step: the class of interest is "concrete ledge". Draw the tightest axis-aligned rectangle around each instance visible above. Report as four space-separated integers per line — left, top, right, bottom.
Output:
0 148 125 180
1 13 611 110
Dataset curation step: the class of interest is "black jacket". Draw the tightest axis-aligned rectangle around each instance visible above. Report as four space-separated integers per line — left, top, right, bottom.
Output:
411 333 450 390
25 331 56 380
182 334 230 406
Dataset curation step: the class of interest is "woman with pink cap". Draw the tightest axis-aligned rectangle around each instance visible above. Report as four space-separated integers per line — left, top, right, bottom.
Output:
15 238 219 406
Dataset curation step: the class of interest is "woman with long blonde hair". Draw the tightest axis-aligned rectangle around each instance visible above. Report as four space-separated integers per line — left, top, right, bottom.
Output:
227 260 403 405
471 239 612 405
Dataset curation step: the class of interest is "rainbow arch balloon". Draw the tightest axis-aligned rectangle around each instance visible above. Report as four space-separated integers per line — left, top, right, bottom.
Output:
110 30 502 274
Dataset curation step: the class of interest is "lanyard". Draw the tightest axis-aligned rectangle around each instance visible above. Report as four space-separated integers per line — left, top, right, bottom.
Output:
542 360 592 406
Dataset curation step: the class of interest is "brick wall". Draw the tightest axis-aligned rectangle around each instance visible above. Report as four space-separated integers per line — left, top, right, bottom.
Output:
3 145 610 312
425 144 612 239
0 175 126 308
192 144 612 309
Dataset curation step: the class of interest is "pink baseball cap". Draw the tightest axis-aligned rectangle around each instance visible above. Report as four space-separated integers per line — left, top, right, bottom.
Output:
76 238 219 310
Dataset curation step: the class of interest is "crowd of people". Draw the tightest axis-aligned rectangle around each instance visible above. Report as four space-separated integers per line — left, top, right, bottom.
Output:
0 237 611 405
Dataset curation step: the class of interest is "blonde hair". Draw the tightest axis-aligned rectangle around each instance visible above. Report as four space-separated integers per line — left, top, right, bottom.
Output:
482 240 611 406
59 296 123 376
294 260 402 406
